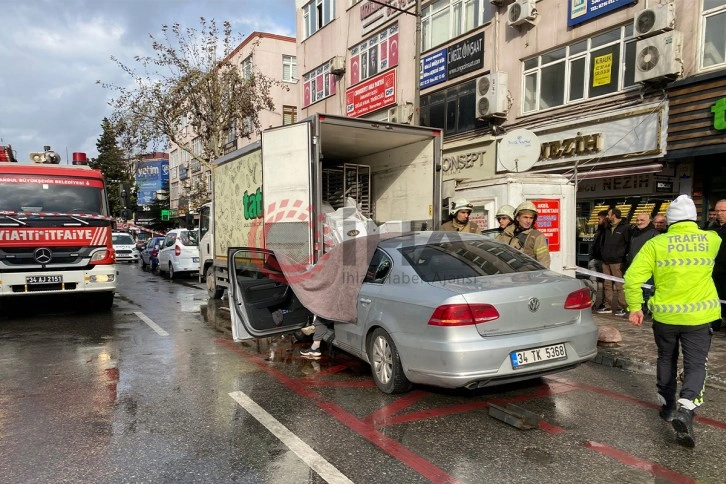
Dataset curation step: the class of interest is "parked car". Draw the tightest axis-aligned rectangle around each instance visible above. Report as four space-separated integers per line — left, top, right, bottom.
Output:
157 229 200 279
112 232 140 263
134 231 151 252
140 236 165 270
227 232 599 394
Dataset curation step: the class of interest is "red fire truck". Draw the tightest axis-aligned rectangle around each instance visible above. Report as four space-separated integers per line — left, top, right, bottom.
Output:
0 145 117 310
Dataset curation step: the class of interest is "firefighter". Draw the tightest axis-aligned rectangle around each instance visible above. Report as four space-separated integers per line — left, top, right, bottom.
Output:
500 201 550 268
624 194 721 448
441 198 480 233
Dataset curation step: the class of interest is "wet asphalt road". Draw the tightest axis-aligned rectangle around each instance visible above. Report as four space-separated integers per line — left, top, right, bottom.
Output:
2 263 726 483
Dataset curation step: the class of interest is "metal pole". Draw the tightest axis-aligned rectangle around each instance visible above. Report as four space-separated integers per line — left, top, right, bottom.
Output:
413 0 421 126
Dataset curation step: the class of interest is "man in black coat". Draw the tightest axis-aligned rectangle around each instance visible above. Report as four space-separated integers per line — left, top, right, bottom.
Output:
711 199 726 331
588 210 609 311
597 207 630 316
626 213 659 316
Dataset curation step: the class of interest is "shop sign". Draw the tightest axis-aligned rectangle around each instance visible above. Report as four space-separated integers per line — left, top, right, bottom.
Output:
420 48 447 89
447 32 484 80
713 97 726 131
578 174 653 197
360 0 414 35
534 199 560 252
345 70 396 117
655 179 674 193
516 102 666 171
568 0 632 27
442 145 495 182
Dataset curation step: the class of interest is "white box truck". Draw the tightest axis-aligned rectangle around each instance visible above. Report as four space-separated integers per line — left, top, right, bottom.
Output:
199 113 443 298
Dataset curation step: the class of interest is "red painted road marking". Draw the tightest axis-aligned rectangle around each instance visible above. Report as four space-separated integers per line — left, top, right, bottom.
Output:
584 441 696 484
547 376 726 430
363 390 430 426
217 338 461 484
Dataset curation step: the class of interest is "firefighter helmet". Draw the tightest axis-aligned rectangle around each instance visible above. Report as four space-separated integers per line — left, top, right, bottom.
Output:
515 201 538 220
450 198 474 215
495 204 515 220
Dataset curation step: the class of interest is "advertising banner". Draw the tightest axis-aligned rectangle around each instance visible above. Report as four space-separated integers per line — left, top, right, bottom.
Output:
568 0 633 27
136 159 169 206
346 70 396 117
420 48 447 89
534 199 560 252
447 32 484 80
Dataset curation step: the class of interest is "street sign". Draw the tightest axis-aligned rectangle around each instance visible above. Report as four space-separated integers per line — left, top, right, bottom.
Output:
161 209 170 221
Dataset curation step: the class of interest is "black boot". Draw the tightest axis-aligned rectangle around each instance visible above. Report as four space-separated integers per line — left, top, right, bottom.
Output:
659 404 677 422
671 408 695 448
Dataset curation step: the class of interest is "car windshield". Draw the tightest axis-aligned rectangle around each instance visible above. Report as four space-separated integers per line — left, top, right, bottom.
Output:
178 230 198 246
136 233 150 242
399 239 545 282
113 233 135 245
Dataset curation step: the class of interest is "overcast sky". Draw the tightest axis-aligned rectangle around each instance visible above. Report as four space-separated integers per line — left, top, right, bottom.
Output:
0 0 296 163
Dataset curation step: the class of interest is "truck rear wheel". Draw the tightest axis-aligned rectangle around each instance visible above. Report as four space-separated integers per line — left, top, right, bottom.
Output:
206 265 223 299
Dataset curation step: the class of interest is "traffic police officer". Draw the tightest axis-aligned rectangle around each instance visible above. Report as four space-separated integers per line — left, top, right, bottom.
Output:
624 195 721 448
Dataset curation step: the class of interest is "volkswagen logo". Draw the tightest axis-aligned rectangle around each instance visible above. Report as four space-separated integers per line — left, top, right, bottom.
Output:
34 248 53 264
528 297 540 313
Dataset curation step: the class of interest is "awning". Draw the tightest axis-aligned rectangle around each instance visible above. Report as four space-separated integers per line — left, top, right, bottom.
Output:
572 163 663 181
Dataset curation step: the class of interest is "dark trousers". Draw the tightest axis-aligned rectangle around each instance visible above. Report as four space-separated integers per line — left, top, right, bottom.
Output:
652 321 712 407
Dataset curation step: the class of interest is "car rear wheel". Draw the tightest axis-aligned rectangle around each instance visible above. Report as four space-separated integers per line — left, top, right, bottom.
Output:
206 265 223 299
368 328 412 394
168 263 175 280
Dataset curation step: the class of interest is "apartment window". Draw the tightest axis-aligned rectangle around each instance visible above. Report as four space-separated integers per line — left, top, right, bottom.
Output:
419 79 477 136
283 106 297 125
170 149 179 168
421 0 492 51
350 24 399 85
241 55 253 79
702 0 726 69
283 55 297 82
303 0 335 39
522 25 637 113
303 62 336 107
192 137 202 156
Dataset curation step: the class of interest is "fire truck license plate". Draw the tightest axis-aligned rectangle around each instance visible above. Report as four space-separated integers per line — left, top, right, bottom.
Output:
26 275 63 284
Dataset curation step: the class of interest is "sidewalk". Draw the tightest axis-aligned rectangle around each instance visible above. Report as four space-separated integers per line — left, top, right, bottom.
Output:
591 311 726 390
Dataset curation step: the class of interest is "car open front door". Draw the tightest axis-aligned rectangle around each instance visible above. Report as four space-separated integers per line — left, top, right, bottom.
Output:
227 247 313 342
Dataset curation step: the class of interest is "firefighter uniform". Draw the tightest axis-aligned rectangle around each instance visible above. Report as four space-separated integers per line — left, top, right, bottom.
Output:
624 194 721 448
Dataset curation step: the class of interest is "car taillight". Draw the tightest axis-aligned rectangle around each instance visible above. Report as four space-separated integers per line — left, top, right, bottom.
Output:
428 303 500 326
564 288 592 310
175 245 181 256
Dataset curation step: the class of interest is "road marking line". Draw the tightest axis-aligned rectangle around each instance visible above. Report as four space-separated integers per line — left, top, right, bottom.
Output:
133 311 169 336
229 390 353 484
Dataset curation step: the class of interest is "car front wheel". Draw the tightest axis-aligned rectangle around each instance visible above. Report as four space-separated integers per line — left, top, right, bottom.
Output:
367 328 412 394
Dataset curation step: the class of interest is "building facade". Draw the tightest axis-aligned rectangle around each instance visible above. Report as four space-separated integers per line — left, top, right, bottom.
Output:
295 0 725 263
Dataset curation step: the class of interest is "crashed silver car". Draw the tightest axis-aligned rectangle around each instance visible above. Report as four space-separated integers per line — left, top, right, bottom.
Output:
228 232 598 394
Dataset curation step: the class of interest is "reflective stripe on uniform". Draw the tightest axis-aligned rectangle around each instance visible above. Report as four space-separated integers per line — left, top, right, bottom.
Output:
649 299 720 314
656 258 714 267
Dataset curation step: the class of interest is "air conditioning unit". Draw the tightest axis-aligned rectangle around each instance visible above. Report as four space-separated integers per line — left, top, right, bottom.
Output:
387 104 413 124
634 30 683 83
634 1 675 38
329 56 346 75
507 0 537 27
475 72 509 118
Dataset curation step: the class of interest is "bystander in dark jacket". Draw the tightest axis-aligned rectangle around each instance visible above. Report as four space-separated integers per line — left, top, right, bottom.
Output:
598 207 630 316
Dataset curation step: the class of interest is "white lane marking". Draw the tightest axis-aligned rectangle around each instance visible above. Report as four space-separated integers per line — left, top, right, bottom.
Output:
133 311 169 336
229 390 353 484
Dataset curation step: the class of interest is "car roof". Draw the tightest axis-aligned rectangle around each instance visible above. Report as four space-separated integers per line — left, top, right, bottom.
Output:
376 231 484 249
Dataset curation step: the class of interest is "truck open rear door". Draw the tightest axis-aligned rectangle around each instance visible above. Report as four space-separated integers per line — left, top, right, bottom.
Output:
261 123 315 265
228 247 312 342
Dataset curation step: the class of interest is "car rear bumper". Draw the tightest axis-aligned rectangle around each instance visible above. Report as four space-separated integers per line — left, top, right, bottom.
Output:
398 320 599 389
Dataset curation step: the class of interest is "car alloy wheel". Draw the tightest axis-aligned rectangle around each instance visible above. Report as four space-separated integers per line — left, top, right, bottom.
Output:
368 328 412 394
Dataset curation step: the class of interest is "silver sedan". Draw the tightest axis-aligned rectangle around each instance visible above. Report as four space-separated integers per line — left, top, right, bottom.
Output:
228 232 599 394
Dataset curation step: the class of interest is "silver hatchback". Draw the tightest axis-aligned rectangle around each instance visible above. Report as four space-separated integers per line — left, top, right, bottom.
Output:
228 232 598 394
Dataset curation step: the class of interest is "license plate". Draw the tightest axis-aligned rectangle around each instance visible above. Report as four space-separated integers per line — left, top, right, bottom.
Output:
26 275 63 284
193 257 199 263
511 343 567 369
